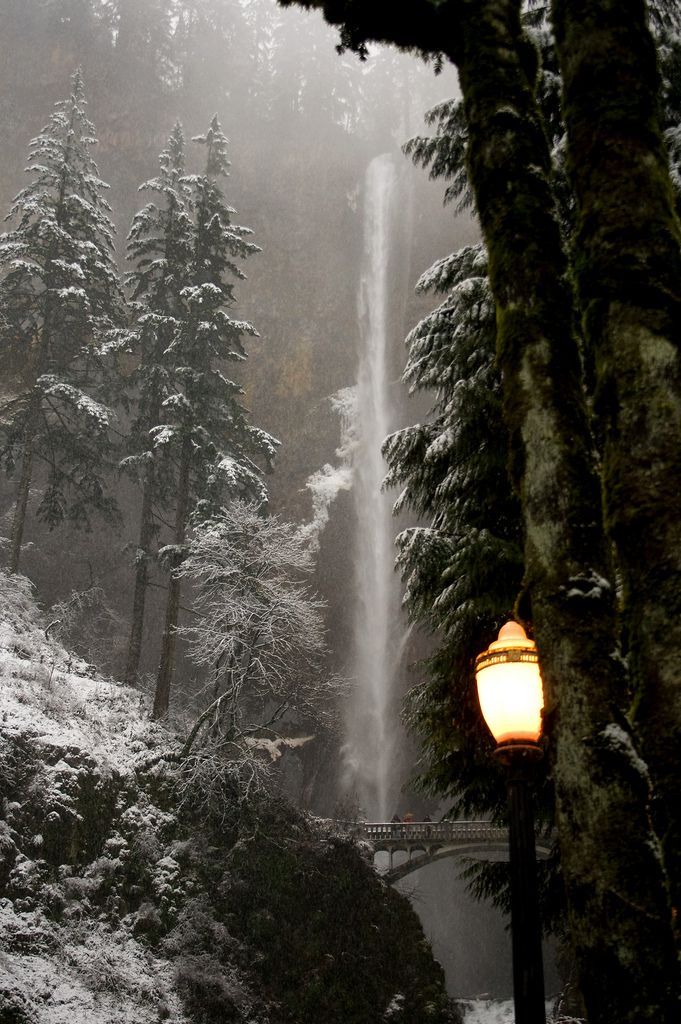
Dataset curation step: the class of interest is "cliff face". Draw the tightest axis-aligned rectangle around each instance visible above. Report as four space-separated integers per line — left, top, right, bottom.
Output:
0 624 459 1024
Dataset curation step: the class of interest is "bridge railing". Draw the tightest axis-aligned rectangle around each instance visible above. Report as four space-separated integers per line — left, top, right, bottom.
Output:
362 820 506 843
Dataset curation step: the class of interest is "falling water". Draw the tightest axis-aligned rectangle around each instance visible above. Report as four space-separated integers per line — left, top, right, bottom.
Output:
345 153 402 821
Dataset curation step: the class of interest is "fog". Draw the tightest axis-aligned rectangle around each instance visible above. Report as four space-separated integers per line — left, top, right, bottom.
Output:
0 0 519 999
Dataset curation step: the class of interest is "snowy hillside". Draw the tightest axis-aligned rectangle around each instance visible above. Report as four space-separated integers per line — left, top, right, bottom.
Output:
0 607 190 1022
0 593 458 1024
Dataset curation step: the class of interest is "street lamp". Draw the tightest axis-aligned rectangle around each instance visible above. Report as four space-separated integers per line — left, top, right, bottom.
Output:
475 621 546 1024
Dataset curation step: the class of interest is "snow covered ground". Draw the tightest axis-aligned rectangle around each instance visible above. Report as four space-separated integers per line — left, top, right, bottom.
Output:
0 580 174 782
0 902 185 1024
0 600 189 1022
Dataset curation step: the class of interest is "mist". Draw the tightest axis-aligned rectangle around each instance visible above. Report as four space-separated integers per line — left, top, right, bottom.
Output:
0 0 515 1005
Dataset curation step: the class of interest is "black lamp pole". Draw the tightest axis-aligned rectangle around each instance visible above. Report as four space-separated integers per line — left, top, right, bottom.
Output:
498 744 545 1024
475 621 547 1024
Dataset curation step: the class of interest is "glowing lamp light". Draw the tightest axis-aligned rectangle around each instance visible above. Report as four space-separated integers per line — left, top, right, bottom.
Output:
475 621 544 746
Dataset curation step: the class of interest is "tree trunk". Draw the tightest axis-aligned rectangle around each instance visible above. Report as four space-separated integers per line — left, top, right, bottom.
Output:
124 478 156 687
453 1 679 1020
9 317 49 576
153 436 192 719
8 434 34 575
551 0 681 927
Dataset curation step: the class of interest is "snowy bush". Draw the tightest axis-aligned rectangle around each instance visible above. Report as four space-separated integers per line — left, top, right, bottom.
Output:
174 501 343 810
0 570 45 654
173 737 273 825
47 586 127 677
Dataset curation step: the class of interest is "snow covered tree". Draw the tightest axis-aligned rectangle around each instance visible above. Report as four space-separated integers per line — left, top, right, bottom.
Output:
383 244 524 819
121 123 193 687
148 117 279 719
175 500 339 809
0 69 122 575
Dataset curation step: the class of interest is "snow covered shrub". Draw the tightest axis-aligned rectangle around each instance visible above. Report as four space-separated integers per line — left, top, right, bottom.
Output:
129 900 164 942
383 993 406 1021
60 872 101 918
0 570 45 654
174 736 273 825
165 902 250 1017
60 918 162 1003
87 798 181 918
150 853 187 926
47 586 127 677
5 855 52 912
175 501 342 812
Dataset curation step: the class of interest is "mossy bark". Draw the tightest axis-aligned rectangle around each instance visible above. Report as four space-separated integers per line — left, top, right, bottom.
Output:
551 0 681 925
453 2 679 1020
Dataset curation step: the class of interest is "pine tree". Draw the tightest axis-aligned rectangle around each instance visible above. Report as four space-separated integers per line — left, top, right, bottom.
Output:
146 116 279 718
121 123 193 687
383 244 524 819
0 69 122 574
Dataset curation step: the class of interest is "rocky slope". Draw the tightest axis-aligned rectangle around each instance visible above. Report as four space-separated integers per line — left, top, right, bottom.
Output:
0 598 459 1024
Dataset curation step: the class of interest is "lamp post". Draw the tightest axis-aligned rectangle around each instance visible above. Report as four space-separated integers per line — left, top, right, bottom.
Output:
475 621 546 1024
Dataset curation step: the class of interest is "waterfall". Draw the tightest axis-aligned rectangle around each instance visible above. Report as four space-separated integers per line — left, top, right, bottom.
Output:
344 153 402 821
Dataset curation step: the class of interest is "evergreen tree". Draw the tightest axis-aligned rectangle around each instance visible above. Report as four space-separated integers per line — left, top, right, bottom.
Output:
146 116 279 719
389 3 566 826
121 123 193 687
0 70 122 574
383 244 524 819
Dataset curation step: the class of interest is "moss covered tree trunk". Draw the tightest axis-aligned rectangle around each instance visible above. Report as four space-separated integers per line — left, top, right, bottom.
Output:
551 0 681 925
453 2 679 1020
153 436 192 720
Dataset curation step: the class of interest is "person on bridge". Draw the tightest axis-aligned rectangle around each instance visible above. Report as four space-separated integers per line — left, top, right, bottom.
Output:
390 813 401 837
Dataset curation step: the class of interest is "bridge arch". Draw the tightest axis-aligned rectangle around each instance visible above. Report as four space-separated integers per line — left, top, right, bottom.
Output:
359 821 551 884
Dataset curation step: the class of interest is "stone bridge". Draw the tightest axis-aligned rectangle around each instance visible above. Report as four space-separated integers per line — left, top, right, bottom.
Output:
358 821 551 883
